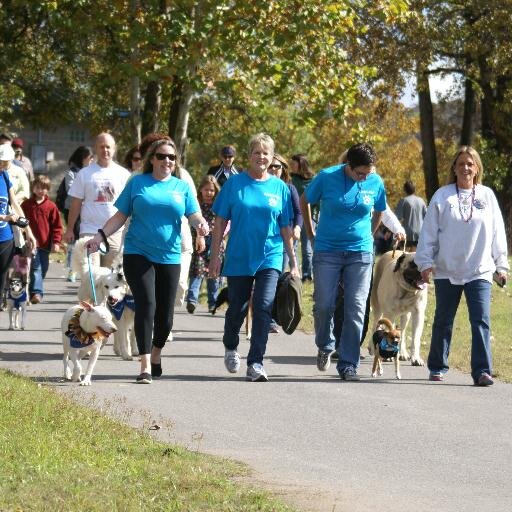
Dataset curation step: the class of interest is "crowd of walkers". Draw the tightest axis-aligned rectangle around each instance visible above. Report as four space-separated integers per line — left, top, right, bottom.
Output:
0 130 508 386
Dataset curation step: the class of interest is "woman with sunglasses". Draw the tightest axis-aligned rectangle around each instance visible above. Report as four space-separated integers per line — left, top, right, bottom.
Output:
87 139 209 384
123 145 143 173
300 143 386 381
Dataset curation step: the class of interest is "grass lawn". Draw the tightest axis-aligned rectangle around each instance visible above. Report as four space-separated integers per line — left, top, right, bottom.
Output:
0 370 294 512
298 258 512 383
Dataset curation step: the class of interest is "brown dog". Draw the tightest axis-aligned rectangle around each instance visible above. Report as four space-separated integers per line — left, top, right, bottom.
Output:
371 318 402 380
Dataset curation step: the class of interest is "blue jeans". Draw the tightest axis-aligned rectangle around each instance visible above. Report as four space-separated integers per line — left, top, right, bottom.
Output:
223 268 280 366
30 248 50 297
312 251 373 372
428 279 492 382
186 275 221 309
300 226 314 279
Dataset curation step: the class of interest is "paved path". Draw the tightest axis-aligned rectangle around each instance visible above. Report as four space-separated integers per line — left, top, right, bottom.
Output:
1 262 511 512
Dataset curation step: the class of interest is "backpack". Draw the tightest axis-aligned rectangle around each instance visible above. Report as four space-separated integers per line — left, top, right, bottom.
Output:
55 177 67 212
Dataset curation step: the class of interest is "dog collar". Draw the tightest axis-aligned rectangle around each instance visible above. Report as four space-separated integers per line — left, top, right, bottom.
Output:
107 295 135 321
65 309 104 346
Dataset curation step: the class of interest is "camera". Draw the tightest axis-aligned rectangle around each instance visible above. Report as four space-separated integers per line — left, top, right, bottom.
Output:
9 217 30 228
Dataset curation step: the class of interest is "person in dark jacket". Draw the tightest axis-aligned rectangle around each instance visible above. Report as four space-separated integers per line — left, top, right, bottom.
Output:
207 145 239 187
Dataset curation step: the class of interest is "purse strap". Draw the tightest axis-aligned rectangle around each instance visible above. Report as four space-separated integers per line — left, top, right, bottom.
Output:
2 171 11 205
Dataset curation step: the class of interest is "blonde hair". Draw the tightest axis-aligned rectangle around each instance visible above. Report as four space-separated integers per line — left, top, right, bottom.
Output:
197 174 220 202
447 146 484 185
248 133 275 157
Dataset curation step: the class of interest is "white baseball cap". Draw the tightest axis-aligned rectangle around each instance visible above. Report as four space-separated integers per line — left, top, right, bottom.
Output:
0 143 15 161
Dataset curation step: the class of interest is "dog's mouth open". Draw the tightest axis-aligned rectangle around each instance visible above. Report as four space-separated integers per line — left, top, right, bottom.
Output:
97 326 115 337
107 297 119 306
414 278 427 290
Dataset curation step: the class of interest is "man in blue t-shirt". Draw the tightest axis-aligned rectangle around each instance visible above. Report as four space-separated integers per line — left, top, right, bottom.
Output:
301 143 386 381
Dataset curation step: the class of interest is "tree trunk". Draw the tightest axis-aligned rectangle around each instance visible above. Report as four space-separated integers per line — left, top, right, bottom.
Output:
168 76 193 163
129 75 141 144
460 75 475 146
141 80 161 137
417 67 439 200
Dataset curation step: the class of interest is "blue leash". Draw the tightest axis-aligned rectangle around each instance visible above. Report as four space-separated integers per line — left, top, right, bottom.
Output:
86 248 98 306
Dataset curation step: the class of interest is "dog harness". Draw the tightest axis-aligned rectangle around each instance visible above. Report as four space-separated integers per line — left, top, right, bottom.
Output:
107 295 135 321
8 289 27 310
373 329 400 359
65 309 103 348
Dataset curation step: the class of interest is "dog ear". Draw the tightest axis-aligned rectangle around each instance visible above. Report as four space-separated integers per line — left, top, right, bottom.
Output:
393 254 405 273
80 301 94 311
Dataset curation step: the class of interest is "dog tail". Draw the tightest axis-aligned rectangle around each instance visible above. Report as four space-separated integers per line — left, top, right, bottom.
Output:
71 238 91 274
376 317 395 332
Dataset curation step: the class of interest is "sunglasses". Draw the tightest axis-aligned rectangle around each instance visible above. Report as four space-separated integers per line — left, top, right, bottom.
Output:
155 153 177 161
269 164 282 170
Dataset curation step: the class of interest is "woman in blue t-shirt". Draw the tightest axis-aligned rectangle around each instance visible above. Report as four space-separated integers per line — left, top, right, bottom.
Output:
87 139 209 384
209 133 299 382
300 143 387 381
0 144 37 307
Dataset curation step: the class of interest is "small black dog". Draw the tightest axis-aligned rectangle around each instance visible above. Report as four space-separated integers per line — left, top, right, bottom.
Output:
210 287 229 315
211 286 252 339
371 318 402 380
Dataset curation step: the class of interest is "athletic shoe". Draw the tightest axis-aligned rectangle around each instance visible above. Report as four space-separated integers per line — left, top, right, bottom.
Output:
429 372 444 382
475 372 494 386
67 271 76 283
340 367 360 381
30 293 42 304
316 350 334 371
186 302 196 314
136 372 152 384
246 363 269 382
151 362 162 378
224 350 240 373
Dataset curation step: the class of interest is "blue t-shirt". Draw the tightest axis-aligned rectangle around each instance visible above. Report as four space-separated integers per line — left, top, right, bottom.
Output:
213 172 293 276
0 171 13 243
305 164 386 252
114 173 199 264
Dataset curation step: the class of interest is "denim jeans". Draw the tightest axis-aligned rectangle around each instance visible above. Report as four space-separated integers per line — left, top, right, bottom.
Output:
30 248 50 296
428 278 492 382
300 226 314 279
312 251 373 372
186 275 221 309
223 268 280 366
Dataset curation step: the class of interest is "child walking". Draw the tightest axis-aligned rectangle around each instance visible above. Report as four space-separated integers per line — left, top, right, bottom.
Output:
21 175 63 304
186 175 224 313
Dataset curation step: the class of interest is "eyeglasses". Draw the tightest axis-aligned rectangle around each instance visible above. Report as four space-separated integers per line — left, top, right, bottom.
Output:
269 164 282 170
155 153 176 161
132 156 142 162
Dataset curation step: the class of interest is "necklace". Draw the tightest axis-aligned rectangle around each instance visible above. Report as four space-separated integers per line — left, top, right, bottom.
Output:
455 183 475 222
343 168 361 211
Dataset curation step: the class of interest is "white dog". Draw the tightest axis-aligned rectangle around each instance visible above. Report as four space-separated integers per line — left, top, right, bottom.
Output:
100 269 138 360
370 251 428 366
62 301 117 385
71 238 113 304
7 277 28 330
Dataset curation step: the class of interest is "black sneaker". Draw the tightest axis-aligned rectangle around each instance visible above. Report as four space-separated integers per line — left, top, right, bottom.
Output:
475 372 494 386
186 302 196 314
316 350 334 371
136 372 152 384
151 362 162 378
340 367 360 381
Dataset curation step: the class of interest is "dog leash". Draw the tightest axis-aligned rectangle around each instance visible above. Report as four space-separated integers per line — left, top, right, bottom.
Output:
391 234 407 259
86 248 98 306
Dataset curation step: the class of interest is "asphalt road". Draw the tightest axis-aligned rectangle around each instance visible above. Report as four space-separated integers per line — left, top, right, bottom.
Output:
1 262 511 512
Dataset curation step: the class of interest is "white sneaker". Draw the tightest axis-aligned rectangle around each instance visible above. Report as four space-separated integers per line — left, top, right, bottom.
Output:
224 350 240 373
246 363 268 382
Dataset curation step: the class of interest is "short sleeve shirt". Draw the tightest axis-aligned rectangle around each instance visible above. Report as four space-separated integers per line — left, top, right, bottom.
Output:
305 164 386 252
213 172 292 275
0 171 13 242
115 173 199 264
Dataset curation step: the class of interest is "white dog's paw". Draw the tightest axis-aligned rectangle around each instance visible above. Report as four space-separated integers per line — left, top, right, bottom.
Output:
378 367 383 376
399 352 411 361
8 326 14 331
122 355 134 361
410 356 425 367
371 371 377 378
79 376 92 386
396 373 402 380
71 373 82 382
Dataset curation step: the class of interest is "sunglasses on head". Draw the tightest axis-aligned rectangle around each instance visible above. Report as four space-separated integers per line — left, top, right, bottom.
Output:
155 152 177 161
269 164 282 170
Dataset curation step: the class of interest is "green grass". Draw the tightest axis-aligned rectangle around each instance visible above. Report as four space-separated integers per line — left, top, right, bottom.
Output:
0 370 294 512
299 265 512 383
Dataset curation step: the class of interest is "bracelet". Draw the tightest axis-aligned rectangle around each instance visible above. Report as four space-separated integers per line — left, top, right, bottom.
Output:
98 229 108 245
